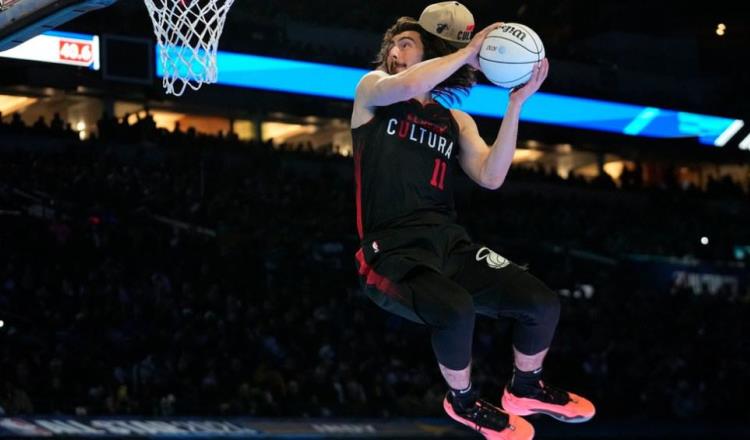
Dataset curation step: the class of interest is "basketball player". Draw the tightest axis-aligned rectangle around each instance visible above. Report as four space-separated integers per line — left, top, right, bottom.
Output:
351 2 594 439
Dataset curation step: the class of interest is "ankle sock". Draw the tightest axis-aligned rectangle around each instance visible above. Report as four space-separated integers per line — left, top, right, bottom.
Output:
450 382 475 411
509 366 542 396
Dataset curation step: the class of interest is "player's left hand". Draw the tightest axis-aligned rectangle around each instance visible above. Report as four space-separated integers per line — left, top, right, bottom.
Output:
463 22 504 70
509 57 549 104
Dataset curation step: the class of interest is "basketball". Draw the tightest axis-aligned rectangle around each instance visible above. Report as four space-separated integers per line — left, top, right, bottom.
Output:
479 23 545 88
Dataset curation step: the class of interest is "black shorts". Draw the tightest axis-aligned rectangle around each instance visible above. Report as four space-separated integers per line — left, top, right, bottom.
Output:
356 223 529 321
355 223 559 357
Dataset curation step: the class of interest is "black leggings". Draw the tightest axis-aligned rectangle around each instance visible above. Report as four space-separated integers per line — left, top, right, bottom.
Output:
363 245 561 370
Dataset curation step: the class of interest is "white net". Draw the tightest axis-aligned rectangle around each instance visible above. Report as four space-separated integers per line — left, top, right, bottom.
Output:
0 0 23 11
144 0 235 96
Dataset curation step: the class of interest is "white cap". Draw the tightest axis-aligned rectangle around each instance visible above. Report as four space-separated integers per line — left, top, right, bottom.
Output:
418 1 475 47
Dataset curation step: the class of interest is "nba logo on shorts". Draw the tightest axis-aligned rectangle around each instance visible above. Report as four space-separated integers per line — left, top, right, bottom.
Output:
372 241 380 253
475 247 510 269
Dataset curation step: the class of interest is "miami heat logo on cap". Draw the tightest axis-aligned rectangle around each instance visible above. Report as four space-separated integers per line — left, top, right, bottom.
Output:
418 2 475 47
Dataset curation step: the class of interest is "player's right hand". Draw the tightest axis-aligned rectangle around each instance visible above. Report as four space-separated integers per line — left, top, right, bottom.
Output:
463 22 503 70
510 57 549 105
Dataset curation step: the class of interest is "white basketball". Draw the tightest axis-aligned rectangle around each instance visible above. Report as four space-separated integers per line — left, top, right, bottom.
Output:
479 23 545 88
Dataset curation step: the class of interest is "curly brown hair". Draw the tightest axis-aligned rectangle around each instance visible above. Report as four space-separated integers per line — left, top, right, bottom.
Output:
373 16 476 105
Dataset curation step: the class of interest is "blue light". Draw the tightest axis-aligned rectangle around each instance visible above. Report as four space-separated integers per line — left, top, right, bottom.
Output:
156 47 743 146
213 50 364 100
44 30 98 42
623 107 661 135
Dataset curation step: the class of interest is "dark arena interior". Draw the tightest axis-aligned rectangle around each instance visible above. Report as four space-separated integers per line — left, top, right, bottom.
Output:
0 0 748 439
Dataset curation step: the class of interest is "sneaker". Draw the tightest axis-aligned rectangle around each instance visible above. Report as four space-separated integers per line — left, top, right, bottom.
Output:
501 381 595 423
443 392 534 440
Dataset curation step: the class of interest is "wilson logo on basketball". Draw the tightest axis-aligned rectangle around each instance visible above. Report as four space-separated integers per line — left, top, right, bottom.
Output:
499 25 527 42
59 40 94 63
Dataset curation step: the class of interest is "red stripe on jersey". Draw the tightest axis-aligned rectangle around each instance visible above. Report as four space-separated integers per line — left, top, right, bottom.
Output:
353 142 364 239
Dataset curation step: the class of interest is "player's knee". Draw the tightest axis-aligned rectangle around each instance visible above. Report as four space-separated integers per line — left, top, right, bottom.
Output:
432 294 475 329
527 288 560 326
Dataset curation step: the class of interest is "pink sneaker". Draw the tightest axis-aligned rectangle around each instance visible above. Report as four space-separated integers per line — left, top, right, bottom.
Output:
501 382 595 423
443 392 535 440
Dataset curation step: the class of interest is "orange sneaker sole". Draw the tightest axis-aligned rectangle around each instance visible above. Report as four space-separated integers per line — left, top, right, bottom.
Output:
501 388 595 423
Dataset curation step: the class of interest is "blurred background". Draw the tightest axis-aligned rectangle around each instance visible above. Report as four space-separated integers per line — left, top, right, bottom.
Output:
0 1 748 439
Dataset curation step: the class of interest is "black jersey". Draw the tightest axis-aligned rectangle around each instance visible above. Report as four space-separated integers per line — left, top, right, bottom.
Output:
352 98 461 239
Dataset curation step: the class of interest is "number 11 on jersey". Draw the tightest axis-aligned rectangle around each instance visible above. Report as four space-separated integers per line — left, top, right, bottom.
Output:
430 158 447 190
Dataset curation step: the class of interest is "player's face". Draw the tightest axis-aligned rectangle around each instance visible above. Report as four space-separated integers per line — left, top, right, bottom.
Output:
386 31 424 74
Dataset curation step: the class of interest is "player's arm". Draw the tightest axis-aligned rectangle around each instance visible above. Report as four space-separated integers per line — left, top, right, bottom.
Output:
355 22 503 108
453 108 511 190
352 55 479 128
352 58 470 127
355 51 470 109
455 59 549 190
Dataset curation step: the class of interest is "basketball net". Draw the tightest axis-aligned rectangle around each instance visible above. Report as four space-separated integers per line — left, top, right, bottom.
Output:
143 0 235 96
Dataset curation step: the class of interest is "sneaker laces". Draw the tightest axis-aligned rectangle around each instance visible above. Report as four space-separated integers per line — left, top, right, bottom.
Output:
533 381 571 405
450 393 509 432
